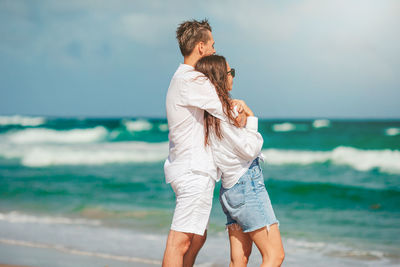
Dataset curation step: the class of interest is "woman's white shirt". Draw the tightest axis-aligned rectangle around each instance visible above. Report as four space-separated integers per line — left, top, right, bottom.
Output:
209 116 264 189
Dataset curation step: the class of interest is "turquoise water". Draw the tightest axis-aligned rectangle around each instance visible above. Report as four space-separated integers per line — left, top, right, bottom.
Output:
0 115 399 264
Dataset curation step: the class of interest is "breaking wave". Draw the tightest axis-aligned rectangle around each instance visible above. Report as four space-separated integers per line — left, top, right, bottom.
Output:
262 146 400 174
0 141 169 167
0 115 46 126
3 126 108 144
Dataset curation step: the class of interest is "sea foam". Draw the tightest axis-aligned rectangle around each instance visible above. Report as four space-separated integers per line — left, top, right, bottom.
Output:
122 119 153 132
385 127 400 136
312 119 331 128
1 132 399 174
271 122 308 132
0 211 101 226
0 141 169 167
4 126 108 144
158 123 169 132
262 146 400 174
0 115 46 126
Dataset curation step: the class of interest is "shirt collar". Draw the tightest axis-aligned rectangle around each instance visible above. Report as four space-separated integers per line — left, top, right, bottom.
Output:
179 63 194 70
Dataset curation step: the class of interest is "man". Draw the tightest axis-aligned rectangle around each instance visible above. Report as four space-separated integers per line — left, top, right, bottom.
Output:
162 19 244 267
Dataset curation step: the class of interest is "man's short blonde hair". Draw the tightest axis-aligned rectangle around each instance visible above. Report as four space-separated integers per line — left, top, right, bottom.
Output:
176 19 212 57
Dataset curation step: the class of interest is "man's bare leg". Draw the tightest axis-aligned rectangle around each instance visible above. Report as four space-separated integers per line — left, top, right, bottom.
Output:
183 230 207 267
162 230 194 267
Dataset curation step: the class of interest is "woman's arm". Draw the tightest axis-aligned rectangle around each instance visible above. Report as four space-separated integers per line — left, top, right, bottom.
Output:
220 117 263 161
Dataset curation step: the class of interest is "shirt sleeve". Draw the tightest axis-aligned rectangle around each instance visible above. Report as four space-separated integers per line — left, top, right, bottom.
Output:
220 118 263 161
180 75 225 121
245 116 258 131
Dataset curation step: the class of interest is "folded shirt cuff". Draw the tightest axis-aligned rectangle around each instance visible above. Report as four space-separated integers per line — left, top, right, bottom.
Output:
231 105 239 118
245 116 258 131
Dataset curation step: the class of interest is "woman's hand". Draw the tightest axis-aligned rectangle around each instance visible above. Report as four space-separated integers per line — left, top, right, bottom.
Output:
234 112 247 127
231 99 254 117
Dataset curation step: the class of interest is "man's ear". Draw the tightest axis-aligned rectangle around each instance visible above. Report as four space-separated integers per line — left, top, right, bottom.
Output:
198 41 205 56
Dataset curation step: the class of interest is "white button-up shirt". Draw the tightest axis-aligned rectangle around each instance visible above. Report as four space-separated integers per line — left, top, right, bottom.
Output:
164 64 225 183
210 116 264 189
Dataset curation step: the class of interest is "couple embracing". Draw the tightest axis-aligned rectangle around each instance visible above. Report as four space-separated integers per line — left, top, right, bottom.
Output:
162 19 285 267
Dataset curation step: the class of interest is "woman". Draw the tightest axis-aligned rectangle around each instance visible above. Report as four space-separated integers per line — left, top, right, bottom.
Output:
195 55 285 267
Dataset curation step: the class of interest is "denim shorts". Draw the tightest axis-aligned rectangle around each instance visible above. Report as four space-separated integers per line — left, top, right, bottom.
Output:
219 158 279 233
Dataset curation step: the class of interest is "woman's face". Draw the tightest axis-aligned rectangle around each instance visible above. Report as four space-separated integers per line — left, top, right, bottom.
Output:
226 62 233 91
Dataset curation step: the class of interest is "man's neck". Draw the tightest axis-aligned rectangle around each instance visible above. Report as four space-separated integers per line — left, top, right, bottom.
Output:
183 55 200 67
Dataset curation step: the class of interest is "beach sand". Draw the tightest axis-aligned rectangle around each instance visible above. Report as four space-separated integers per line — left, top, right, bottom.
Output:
2 226 399 267
0 243 158 267
1 209 399 267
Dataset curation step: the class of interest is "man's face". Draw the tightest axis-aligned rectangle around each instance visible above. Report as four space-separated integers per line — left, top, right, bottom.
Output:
203 31 216 56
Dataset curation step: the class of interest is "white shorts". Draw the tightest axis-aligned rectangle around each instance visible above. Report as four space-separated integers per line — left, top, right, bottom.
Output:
170 172 215 236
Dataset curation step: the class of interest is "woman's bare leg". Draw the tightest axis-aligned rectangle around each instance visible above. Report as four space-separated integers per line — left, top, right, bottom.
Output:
228 224 253 267
248 224 284 267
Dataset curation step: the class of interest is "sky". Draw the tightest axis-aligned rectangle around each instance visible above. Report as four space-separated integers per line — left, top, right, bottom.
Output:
1 0 399 119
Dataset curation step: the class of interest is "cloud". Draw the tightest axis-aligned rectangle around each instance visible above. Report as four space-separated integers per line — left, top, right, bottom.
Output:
0 0 399 117
208 0 400 85
115 13 178 45
0 0 187 67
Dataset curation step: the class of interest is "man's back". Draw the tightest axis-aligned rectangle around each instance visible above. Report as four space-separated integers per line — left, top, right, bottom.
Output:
164 63 224 183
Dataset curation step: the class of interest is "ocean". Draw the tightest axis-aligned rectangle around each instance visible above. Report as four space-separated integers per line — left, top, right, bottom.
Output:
0 115 399 266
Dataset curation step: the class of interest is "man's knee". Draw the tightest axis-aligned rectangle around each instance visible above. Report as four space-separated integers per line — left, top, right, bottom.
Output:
166 231 193 255
192 231 207 246
172 237 191 255
180 238 192 254
183 234 206 267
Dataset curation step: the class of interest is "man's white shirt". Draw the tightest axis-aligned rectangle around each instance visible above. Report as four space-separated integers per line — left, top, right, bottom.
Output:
164 64 225 183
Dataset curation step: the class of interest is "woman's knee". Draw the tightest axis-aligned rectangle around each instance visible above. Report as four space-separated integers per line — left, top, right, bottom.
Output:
263 248 284 266
276 248 285 264
231 248 251 266
230 254 250 267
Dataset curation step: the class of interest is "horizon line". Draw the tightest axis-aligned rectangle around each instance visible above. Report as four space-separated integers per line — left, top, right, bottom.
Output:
1 113 400 121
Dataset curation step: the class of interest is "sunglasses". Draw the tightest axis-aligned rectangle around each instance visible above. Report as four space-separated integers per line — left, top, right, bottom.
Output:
227 68 235 78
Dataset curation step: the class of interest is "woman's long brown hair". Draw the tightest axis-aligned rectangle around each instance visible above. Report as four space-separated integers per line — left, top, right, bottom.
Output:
195 55 236 146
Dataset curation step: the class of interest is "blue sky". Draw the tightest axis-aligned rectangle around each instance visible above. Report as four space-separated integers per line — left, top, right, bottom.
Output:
1 0 399 118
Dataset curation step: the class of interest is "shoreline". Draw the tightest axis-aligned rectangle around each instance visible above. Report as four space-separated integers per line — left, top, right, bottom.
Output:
0 238 161 267
1 222 399 267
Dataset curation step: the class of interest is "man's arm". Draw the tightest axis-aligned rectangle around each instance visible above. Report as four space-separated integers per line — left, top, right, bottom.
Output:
181 77 226 120
182 76 253 125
